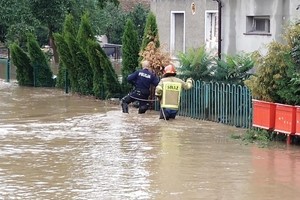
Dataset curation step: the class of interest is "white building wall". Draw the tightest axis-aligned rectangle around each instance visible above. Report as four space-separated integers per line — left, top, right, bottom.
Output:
222 0 300 55
151 0 217 58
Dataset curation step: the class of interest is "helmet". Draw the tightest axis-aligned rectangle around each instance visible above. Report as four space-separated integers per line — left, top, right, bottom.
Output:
163 64 176 75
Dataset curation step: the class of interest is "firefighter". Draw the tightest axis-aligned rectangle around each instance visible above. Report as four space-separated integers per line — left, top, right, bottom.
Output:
155 64 193 120
121 60 159 114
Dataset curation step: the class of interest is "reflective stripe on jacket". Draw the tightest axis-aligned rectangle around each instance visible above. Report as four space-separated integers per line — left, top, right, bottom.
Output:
155 76 193 110
161 82 182 109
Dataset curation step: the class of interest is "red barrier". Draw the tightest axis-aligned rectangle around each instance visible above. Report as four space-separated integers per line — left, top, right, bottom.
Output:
295 106 300 135
274 103 296 134
252 99 276 130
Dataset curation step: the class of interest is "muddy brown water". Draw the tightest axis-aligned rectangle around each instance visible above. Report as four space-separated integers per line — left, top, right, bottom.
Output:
1 80 300 200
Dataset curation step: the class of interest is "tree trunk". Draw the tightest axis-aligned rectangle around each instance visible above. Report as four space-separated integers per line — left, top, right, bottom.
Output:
49 30 59 64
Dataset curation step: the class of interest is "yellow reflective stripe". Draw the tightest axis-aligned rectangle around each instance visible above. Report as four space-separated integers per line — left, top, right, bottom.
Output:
161 82 182 109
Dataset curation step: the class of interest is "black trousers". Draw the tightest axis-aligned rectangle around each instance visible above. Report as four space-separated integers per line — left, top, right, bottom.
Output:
122 89 149 113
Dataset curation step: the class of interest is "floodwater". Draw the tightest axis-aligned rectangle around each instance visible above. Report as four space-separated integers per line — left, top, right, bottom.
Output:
1 80 300 200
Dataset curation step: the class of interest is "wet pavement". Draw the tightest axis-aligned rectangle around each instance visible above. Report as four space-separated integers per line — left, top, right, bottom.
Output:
0 80 300 200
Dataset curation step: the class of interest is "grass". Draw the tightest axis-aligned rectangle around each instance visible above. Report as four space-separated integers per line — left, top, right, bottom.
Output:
230 128 286 148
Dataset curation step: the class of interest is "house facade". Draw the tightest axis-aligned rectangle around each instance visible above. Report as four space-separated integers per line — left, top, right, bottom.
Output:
150 0 218 59
151 0 300 59
222 0 300 56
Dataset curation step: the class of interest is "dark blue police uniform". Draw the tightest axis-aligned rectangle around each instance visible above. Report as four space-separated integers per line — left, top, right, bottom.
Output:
121 68 159 114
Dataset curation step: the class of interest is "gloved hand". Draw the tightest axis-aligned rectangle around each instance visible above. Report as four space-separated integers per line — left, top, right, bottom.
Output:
156 95 162 101
187 78 194 85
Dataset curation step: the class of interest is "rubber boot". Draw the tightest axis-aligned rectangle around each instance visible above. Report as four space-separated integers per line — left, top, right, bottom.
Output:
121 101 128 113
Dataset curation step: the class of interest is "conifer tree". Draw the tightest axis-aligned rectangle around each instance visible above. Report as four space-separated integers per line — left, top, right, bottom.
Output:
63 14 77 38
86 39 106 99
121 19 139 94
140 12 160 53
77 12 95 51
99 49 122 98
10 43 34 86
139 12 170 76
53 33 71 89
54 14 77 91
27 33 54 87
65 32 93 95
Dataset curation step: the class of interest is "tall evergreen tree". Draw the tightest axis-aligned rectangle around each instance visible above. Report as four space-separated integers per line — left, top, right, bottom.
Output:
63 14 77 37
97 48 121 98
53 33 71 89
10 42 34 86
121 19 139 94
86 39 106 99
77 12 95 50
65 32 93 95
27 33 54 87
140 12 160 54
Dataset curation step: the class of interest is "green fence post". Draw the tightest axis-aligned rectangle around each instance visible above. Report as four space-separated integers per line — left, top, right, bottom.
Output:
6 58 10 82
6 48 10 82
65 69 69 94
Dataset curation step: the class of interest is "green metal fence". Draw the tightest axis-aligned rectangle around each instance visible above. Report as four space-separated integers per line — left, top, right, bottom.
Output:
178 80 252 128
0 47 10 82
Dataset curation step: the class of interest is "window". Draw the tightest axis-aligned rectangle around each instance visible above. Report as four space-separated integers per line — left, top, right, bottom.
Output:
205 10 218 53
246 16 270 35
170 11 185 56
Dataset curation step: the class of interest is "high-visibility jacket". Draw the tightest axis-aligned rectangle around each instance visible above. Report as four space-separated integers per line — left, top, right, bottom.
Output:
155 76 193 110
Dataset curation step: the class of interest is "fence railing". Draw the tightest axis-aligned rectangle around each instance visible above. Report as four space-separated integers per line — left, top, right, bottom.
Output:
0 47 11 82
178 80 253 128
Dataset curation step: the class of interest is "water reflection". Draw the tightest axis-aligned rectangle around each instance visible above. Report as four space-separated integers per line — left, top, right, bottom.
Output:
0 80 300 199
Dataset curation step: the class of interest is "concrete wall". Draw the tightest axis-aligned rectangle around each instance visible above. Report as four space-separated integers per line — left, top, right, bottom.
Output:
152 0 300 58
151 0 217 57
221 0 300 55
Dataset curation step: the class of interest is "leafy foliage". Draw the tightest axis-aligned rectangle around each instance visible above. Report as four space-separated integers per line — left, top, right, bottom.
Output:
139 41 171 76
231 128 277 148
138 12 169 76
97 0 119 9
127 3 150 45
93 2 126 44
245 42 290 102
0 0 39 45
177 47 213 81
245 22 300 105
213 52 254 84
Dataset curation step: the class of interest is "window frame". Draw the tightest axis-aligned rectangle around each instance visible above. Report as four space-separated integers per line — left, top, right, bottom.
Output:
170 11 186 56
244 15 271 36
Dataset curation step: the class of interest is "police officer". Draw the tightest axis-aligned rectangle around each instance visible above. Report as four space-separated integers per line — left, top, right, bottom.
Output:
155 64 193 120
121 60 159 114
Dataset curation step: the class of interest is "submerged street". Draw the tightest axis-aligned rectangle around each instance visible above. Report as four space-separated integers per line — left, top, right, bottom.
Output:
0 80 300 200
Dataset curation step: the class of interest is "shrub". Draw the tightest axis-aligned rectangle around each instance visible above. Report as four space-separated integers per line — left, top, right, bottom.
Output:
213 52 254 85
177 46 213 81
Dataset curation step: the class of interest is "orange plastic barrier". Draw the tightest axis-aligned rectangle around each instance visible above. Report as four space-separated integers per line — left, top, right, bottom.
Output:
274 103 296 134
295 106 300 135
252 99 276 130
